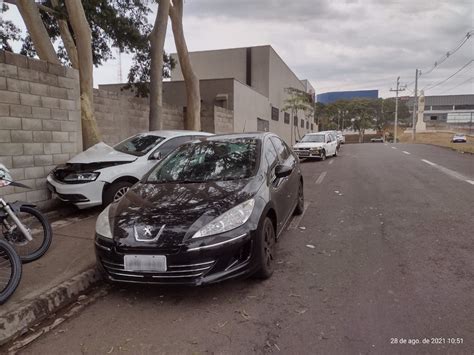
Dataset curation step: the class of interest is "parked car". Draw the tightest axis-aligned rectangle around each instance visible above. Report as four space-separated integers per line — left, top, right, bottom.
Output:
371 137 384 143
95 132 304 285
451 133 467 143
293 132 338 160
337 131 345 144
47 130 213 209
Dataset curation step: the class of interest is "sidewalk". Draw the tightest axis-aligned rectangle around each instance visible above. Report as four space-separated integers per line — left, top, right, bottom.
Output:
0 212 102 345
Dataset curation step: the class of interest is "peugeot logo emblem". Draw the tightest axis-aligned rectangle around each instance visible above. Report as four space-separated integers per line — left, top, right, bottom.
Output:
134 224 166 242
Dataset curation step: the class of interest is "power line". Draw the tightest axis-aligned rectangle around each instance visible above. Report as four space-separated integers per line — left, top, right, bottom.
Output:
419 30 473 77
439 76 474 94
423 59 474 91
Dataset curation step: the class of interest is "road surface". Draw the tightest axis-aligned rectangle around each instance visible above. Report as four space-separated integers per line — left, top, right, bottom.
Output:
18 143 474 354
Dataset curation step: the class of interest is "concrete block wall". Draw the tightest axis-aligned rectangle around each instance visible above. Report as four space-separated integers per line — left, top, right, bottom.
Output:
214 106 234 133
93 88 184 145
0 50 81 204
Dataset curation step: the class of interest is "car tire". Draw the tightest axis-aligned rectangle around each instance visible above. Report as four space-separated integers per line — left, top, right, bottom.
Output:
333 148 338 157
294 182 304 215
103 181 133 206
320 150 326 161
254 217 276 280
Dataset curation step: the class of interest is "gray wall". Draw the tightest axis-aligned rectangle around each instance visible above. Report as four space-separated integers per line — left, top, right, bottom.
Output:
0 50 82 204
93 89 183 145
0 51 185 206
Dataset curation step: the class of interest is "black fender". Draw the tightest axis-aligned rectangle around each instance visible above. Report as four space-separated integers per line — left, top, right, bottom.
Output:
7 201 37 213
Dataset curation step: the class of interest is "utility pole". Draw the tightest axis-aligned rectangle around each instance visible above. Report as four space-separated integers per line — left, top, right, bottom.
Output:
390 77 406 143
412 69 419 141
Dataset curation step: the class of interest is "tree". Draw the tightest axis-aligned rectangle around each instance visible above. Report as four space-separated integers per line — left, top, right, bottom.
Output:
169 0 201 131
64 0 100 149
148 0 170 131
282 87 313 145
0 4 22 52
349 99 376 142
5 0 174 148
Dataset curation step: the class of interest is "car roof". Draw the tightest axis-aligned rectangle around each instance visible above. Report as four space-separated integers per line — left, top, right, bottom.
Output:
145 130 214 138
205 132 273 141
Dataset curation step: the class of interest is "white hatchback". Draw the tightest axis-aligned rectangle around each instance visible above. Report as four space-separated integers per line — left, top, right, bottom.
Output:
292 132 338 160
47 130 213 209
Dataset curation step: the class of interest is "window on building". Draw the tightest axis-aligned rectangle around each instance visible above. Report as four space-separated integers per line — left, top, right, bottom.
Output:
300 119 304 128
306 121 309 129
293 116 297 126
311 123 314 131
284 112 290 124
271 106 279 121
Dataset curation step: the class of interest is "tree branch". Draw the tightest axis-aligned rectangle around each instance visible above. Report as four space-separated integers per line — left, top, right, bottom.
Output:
50 0 78 68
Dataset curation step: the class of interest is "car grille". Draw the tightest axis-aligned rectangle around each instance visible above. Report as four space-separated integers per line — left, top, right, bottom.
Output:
295 148 311 151
101 258 216 283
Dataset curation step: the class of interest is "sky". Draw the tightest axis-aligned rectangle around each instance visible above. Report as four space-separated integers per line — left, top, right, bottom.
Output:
2 0 473 98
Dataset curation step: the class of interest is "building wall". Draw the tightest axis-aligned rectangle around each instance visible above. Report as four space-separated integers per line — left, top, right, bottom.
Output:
214 106 234 133
163 79 235 110
171 46 271 98
233 80 270 134
317 90 379 104
0 51 185 206
93 89 183 145
0 51 81 204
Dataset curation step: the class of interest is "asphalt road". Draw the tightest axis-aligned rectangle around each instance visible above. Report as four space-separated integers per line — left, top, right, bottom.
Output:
18 143 474 355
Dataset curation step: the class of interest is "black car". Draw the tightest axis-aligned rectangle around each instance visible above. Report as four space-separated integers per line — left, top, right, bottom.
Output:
95 133 304 285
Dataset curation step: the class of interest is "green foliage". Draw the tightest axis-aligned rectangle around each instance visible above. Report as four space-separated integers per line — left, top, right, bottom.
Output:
0 4 21 52
282 87 313 116
316 98 411 132
3 0 174 96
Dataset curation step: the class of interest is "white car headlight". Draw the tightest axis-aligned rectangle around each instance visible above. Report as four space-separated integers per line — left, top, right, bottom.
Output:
192 199 255 239
96 205 112 239
64 172 100 182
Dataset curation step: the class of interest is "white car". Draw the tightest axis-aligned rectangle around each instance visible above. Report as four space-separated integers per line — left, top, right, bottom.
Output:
47 130 213 209
451 133 467 143
292 132 338 160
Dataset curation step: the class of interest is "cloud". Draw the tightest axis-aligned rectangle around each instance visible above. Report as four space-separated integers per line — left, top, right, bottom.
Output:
179 0 473 97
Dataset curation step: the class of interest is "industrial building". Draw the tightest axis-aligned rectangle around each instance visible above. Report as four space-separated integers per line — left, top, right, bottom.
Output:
167 45 316 144
317 90 379 104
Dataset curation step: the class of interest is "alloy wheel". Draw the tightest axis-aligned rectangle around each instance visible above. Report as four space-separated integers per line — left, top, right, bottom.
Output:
114 186 130 201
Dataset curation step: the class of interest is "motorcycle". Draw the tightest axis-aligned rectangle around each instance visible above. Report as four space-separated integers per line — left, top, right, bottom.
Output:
0 165 53 263
0 239 21 304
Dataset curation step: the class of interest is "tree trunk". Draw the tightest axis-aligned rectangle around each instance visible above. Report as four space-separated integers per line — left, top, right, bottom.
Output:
16 0 60 64
51 0 79 69
149 0 170 131
64 0 101 149
169 0 201 131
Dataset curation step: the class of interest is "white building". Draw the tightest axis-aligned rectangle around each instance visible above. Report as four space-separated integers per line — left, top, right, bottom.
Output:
166 45 316 144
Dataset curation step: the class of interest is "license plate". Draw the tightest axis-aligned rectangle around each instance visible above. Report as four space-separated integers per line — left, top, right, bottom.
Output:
124 255 167 272
298 151 309 156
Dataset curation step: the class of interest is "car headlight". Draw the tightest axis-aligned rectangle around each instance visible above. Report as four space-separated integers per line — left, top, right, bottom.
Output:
96 205 112 239
192 199 255 239
63 172 100 182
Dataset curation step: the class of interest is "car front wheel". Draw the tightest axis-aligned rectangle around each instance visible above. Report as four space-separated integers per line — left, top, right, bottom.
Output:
103 181 133 206
254 217 276 279
320 150 326 161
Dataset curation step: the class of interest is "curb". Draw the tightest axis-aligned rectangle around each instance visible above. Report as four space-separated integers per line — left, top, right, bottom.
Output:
0 267 102 346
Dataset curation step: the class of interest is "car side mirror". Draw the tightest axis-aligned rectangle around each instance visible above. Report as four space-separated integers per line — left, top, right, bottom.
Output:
296 140 299 143
275 164 292 178
150 151 162 160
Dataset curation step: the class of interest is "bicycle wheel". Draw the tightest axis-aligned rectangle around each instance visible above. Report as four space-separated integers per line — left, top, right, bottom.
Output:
0 239 22 305
2 206 53 263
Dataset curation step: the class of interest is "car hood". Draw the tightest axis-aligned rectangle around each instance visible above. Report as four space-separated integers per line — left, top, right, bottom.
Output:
68 142 136 164
293 142 324 149
110 176 264 249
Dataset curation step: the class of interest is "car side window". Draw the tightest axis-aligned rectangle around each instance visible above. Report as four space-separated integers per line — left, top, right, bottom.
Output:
151 136 194 158
270 137 291 162
264 138 279 168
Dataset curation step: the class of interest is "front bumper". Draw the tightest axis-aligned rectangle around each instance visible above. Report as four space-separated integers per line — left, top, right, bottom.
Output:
95 230 259 285
46 175 105 209
294 149 323 158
